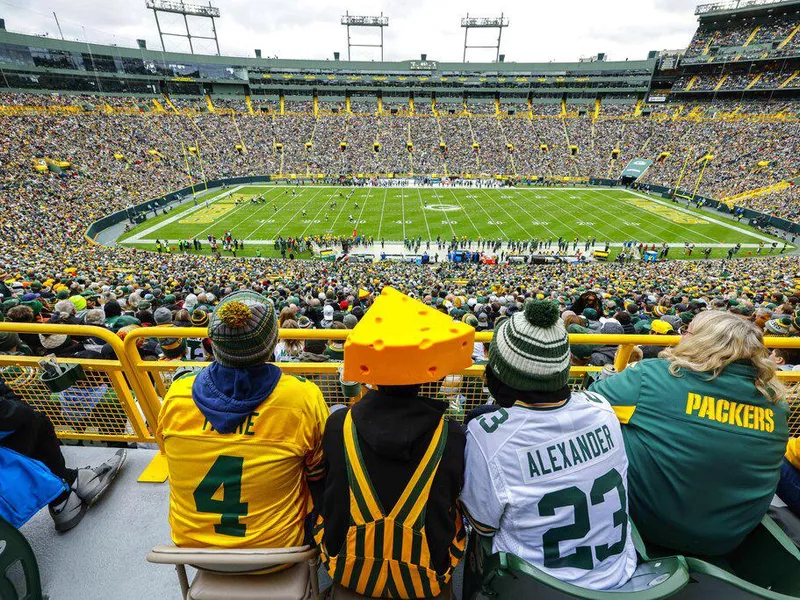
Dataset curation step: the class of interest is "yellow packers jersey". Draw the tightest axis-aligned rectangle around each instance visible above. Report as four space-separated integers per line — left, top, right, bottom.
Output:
787 438 800 470
156 372 328 549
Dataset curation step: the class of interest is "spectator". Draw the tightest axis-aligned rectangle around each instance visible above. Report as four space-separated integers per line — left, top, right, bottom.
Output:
590 311 789 555
640 319 675 359
324 321 347 360
314 288 471 598
461 300 636 589
156 291 328 550
273 319 304 362
0 378 125 531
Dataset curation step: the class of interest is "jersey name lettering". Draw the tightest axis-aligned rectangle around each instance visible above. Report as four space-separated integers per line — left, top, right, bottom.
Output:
518 424 618 484
202 412 260 436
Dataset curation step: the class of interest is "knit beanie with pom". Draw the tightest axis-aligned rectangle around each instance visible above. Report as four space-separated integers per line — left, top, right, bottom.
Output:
208 291 278 367
488 299 571 392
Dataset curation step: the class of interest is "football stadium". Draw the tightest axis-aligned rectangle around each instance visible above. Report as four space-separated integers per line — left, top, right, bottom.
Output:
4 0 800 597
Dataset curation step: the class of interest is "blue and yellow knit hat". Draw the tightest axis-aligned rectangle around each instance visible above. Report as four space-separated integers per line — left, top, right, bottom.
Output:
208 291 278 367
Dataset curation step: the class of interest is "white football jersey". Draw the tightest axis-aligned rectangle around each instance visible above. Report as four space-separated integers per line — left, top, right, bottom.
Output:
461 391 637 590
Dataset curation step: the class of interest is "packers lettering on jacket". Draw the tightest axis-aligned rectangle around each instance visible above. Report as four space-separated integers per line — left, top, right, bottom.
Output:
685 393 774 433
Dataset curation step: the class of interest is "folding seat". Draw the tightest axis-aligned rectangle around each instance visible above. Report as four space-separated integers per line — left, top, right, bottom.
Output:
146 544 319 600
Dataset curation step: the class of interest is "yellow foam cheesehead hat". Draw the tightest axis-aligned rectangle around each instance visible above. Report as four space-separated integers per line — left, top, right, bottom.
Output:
343 286 475 385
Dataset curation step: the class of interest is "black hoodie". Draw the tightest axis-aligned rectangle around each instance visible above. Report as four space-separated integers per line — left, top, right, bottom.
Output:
314 388 465 576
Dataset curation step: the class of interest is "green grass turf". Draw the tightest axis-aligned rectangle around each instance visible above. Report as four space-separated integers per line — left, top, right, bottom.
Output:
117 184 793 260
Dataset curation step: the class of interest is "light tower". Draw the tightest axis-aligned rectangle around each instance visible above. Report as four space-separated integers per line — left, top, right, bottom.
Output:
341 12 389 61
145 0 221 55
461 13 509 62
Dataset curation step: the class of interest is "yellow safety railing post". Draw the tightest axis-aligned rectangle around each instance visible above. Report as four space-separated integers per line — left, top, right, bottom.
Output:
613 344 635 372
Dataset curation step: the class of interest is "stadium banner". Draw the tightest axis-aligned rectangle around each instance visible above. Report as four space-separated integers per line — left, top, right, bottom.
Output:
621 159 653 179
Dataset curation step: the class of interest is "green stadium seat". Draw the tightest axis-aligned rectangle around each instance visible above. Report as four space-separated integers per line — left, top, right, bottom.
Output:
0 516 45 600
462 531 690 600
640 516 800 599
146 544 319 600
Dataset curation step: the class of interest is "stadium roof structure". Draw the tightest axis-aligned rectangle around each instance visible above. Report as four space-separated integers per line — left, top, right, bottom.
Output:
0 29 656 76
695 0 800 19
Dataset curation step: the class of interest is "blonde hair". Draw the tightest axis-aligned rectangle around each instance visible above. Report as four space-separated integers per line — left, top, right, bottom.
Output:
661 311 785 402
279 320 304 356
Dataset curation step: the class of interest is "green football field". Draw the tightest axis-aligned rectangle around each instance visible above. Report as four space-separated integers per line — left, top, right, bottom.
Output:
117 184 792 260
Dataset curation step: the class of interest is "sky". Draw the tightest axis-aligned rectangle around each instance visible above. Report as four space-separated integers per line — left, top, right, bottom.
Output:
0 0 701 62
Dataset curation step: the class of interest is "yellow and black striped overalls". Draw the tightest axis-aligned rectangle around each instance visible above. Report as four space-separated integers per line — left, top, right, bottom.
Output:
315 411 466 599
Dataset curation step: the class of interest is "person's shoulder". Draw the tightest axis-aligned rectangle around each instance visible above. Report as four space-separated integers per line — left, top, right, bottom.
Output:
572 390 617 415
164 371 197 398
443 415 466 441
274 372 325 408
465 406 519 457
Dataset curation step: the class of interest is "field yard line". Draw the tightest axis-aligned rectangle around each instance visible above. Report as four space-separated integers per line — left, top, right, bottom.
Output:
298 188 341 239
437 189 459 238
320 187 353 237
416 188 433 240
516 189 585 240
268 187 328 240
593 189 719 244
401 188 407 239
377 188 388 240
587 189 701 243
354 186 372 229
242 186 300 240
626 189 778 244
124 185 244 242
475 187 533 238
503 190 559 240
443 188 486 238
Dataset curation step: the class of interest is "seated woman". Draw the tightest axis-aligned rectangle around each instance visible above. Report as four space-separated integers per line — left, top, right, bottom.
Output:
591 311 789 556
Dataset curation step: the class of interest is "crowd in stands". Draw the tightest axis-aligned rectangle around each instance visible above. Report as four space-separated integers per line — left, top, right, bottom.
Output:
0 93 799 261
673 69 800 92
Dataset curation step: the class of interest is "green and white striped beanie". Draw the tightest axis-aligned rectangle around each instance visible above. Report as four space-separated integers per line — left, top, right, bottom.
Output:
208 291 278 367
488 300 571 392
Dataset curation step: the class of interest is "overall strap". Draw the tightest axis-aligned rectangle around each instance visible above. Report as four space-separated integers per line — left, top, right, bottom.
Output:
343 410 384 524
389 418 448 526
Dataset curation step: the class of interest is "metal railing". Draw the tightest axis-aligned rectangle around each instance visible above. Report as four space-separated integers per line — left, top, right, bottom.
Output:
2 322 800 445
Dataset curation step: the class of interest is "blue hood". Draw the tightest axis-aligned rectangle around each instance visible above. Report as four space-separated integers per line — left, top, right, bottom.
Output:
192 362 282 433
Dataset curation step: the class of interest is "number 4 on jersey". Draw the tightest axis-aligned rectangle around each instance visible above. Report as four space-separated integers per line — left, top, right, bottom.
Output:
193 455 249 537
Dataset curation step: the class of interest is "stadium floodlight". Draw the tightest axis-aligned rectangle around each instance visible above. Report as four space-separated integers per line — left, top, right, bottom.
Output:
145 0 221 55
341 11 389 61
460 16 509 28
461 13 509 62
340 15 389 27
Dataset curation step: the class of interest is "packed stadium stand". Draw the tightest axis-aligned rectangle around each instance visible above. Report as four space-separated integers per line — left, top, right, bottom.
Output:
5 1 800 598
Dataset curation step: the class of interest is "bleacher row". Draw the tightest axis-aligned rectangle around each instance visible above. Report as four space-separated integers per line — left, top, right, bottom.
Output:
0 93 799 226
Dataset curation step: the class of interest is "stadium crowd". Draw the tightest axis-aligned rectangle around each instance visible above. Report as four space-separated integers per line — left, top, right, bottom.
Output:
4 254 800 595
